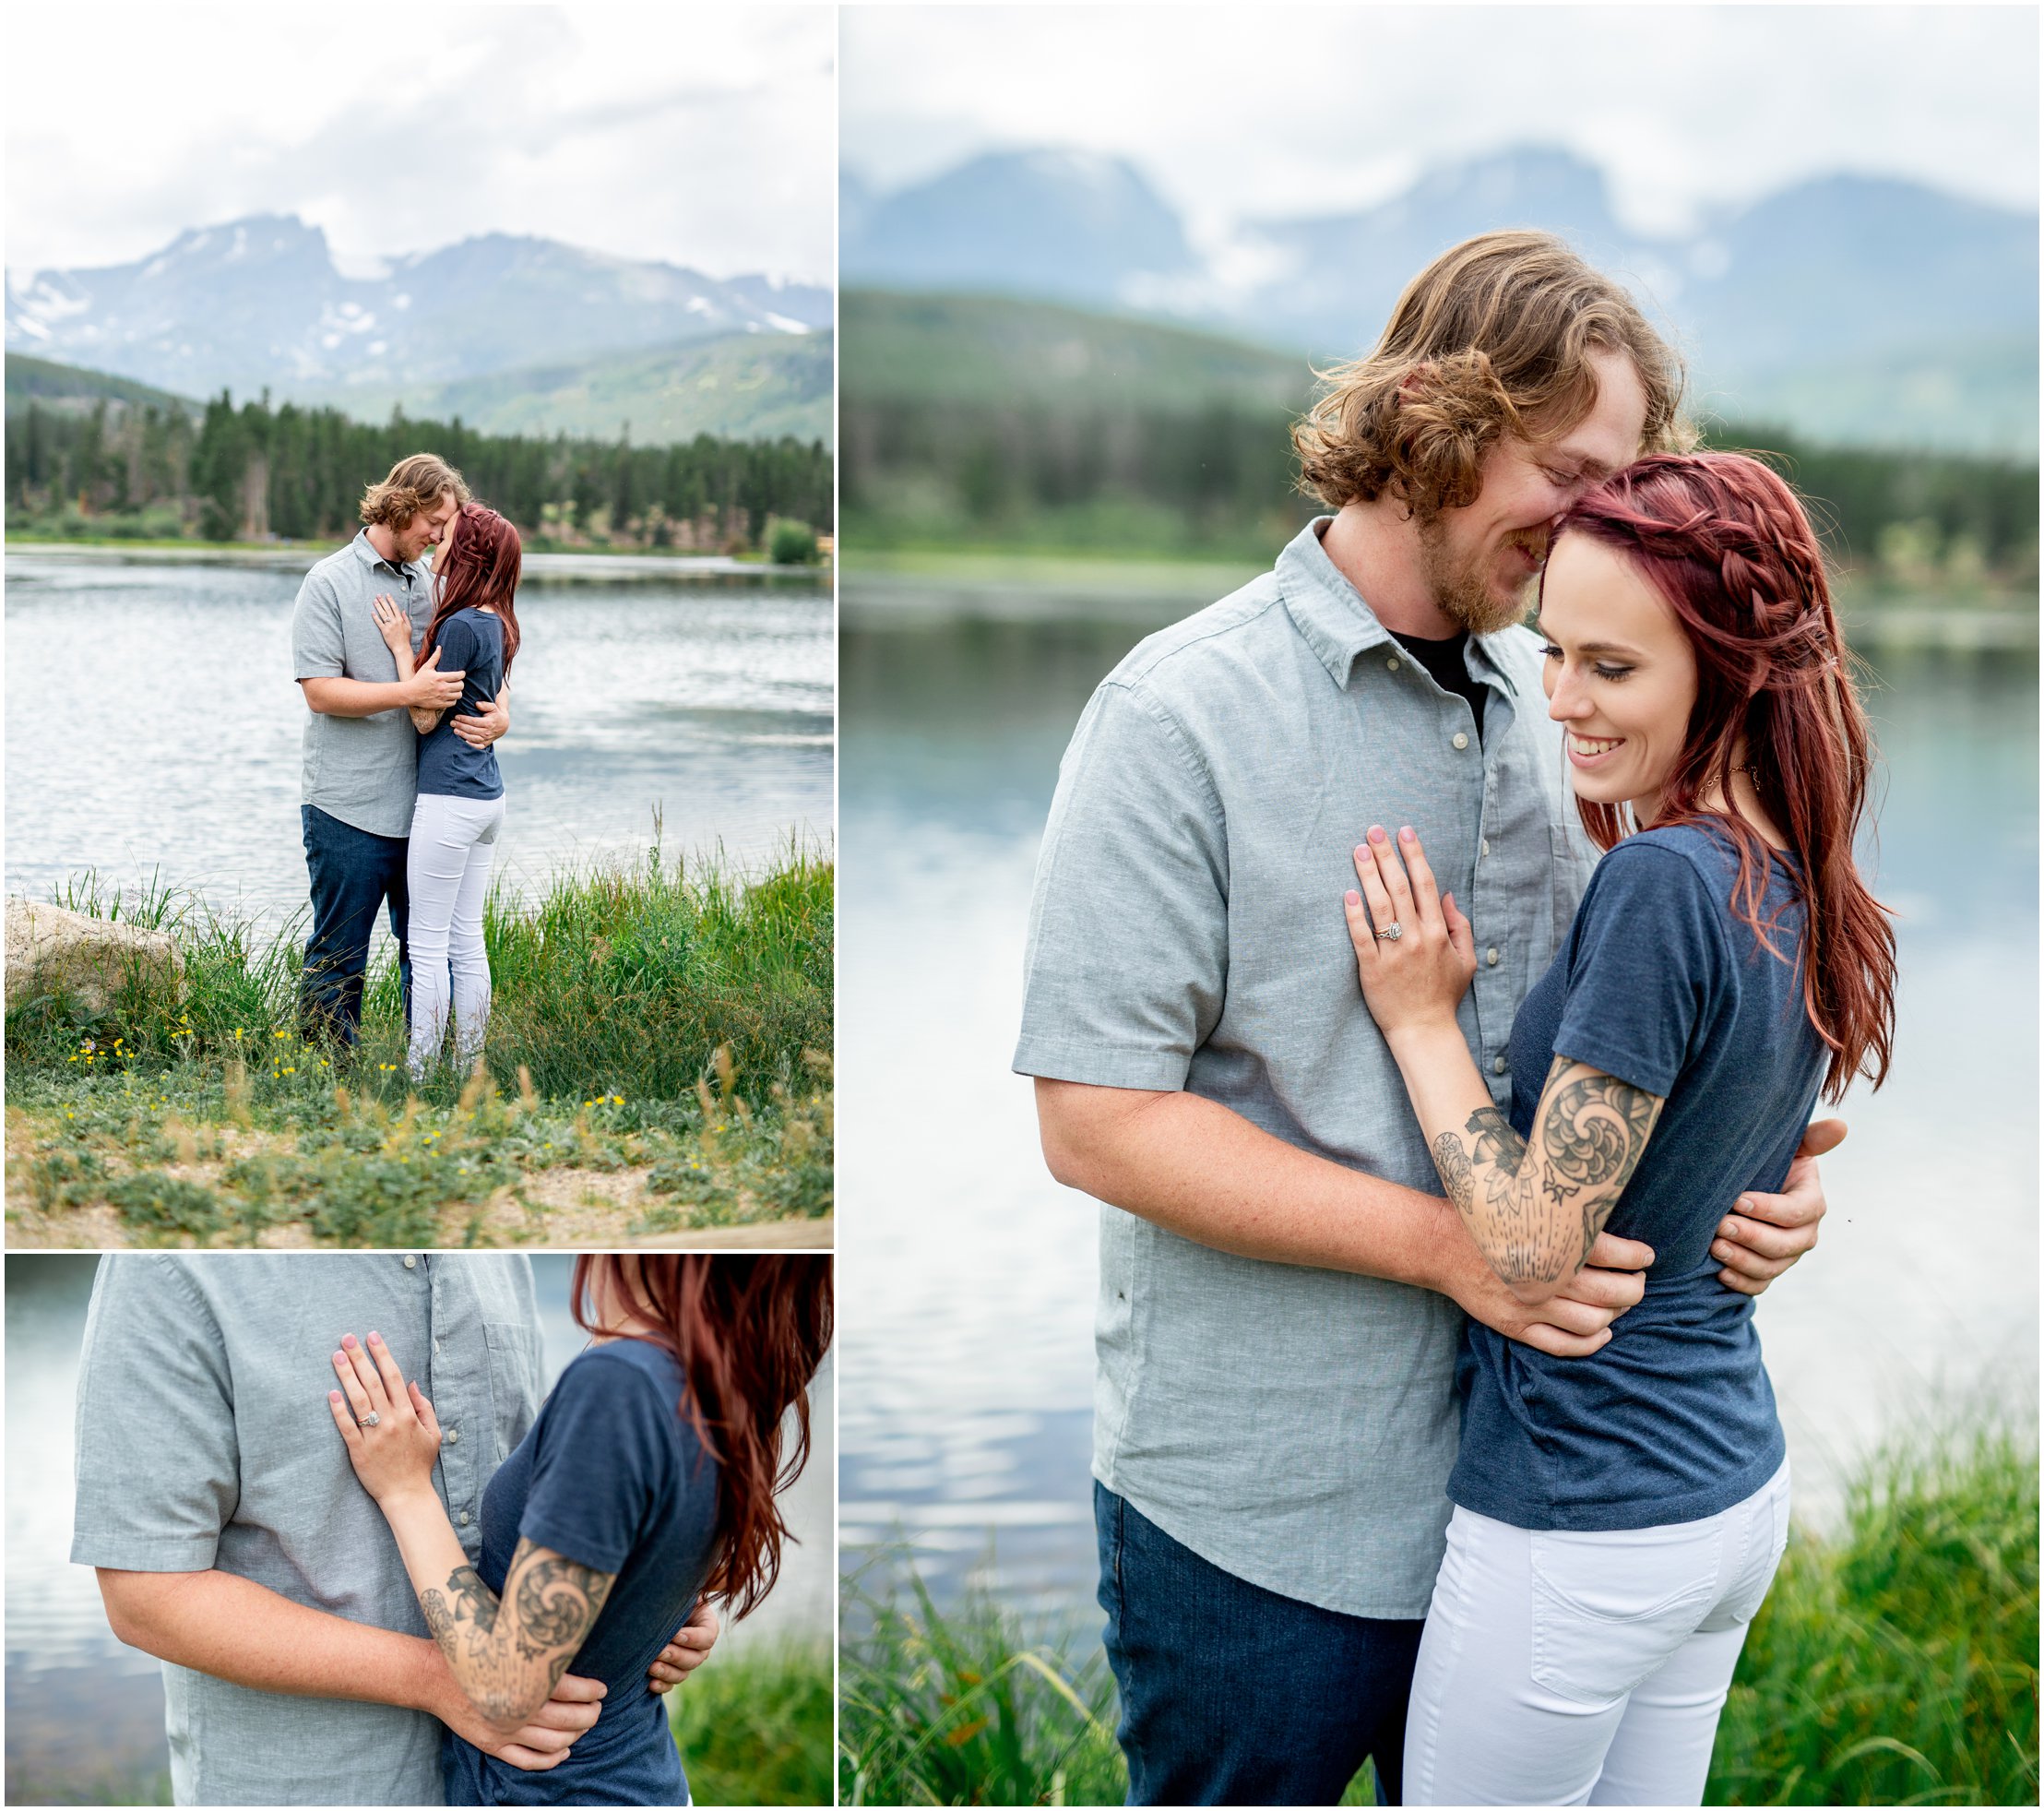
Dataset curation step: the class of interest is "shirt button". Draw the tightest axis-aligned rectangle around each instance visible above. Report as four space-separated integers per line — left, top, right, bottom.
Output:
1480 839 1491 858
446 1427 459 1445
1385 656 1401 672
459 1511 471 1526
1493 1055 1508 1075
1486 947 1501 967
1452 732 1469 751
402 1255 417 1269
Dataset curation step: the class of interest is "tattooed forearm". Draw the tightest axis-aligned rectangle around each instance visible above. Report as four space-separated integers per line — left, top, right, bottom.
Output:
1426 1056 1664 1295
511 1550 614 1670
1539 1067 1661 1265
413 1541 618 1728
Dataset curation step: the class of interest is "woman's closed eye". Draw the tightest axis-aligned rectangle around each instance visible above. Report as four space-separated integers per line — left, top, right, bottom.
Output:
1542 644 1634 681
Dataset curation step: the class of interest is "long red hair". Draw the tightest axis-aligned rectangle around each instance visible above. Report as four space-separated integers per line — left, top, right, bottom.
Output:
422 502 522 679
1545 451 1896 1100
571 1255 832 1618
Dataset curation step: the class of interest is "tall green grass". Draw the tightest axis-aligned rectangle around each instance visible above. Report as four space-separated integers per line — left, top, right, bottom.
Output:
841 1429 2038 1806
6 840 831 1109
670 1638 834 1807
839 1564 1125 1807
1706 1426 2038 1806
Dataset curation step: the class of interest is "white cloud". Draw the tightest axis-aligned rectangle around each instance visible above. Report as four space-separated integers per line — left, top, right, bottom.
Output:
842 5 2038 233
6 3 835 283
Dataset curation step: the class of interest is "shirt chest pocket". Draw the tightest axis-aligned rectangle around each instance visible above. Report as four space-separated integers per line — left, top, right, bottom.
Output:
481 1320 543 1461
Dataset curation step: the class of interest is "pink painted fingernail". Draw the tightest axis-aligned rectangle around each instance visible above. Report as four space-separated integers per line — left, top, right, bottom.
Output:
1346 889 1361 906
368 1331 382 1345
329 1390 343 1403
1399 826 1415 842
1368 826 1386 844
342 1334 358 1350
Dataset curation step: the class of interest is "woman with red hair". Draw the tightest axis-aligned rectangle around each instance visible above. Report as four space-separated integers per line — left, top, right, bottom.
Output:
371 501 525 1080
1343 451 1895 1803
327 1254 832 1805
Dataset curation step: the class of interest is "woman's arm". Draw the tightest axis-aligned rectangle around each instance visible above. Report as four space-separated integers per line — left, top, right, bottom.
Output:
327 1332 619 1731
1345 825 1665 1305
371 593 446 735
1377 1026 1662 1304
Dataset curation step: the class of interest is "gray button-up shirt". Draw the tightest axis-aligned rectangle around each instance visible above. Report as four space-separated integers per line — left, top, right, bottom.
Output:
291 530 434 837
70 1254 542 1805
1014 518 1599 1616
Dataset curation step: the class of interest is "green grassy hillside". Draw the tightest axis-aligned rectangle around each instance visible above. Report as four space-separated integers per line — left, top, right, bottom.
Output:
5 354 197 417
843 289 1309 411
327 329 834 447
841 289 2038 582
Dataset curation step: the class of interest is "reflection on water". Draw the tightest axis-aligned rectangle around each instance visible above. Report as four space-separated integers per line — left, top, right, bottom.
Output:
838 583 2040 1622
5 1256 834 1803
4 556 833 931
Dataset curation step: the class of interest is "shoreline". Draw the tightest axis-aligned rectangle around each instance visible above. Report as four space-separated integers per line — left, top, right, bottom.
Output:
841 553 2039 648
4 540 831 583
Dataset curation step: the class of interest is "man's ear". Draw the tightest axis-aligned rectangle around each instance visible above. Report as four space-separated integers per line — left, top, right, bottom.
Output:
1395 362 1437 405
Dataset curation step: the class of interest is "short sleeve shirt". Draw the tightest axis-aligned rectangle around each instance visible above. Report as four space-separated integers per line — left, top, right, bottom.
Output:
1013 517 1600 1617
292 530 435 837
445 1340 716 1806
69 1253 541 1806
1451 824 1825 1531
415 610 505 801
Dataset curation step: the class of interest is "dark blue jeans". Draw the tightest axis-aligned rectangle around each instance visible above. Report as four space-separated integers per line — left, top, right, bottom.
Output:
1096 1482 1426 1806
300 804 410 1044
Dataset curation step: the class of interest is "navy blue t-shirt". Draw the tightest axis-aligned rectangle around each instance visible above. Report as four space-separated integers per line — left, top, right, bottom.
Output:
1449 821 1826 1531
442 1339 721 1806
416 609 505 801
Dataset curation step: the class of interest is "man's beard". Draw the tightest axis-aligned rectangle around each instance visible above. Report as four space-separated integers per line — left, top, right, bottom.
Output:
1419 518 1544 636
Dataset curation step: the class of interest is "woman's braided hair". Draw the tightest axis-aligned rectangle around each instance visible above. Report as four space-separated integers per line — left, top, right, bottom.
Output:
420 503 522 679
1549 452 1895 1100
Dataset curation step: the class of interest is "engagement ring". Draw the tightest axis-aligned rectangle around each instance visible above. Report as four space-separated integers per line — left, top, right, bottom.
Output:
362 1412 380 1427
1375 923 1403 942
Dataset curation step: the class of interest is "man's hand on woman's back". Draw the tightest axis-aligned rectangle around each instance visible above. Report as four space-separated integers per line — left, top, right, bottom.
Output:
648 1600 720 1695
1711 1117 1844 1296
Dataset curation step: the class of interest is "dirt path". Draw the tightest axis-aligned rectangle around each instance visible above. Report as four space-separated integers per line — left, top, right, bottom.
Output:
6 1112 831 1250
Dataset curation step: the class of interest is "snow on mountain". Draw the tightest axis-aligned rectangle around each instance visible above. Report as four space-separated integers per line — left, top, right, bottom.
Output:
4 214 834 402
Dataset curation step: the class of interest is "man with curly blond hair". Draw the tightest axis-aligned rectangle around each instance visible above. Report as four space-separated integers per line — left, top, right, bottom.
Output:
1014 232 1834 1805
291 453 510 1045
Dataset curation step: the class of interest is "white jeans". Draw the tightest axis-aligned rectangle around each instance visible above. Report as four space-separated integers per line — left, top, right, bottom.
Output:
1403 1461 1790 1806
406 792 505 1079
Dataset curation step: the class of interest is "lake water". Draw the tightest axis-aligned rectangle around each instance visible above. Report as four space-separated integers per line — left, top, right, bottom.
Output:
837 572 2040 1624
3 554 833 934
4 1254 835 1804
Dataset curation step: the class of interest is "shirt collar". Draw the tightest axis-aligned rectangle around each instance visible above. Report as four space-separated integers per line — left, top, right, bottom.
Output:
1277 516 1518 697
351 528 423 579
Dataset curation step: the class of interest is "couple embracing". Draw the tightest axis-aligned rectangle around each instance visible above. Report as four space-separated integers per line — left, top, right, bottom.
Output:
73 1253 832 1805
1016 232 1895 1805
291 453 523 1079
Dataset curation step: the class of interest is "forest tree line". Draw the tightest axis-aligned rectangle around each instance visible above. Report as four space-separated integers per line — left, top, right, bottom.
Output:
6 391 833 553
843 392 2039 586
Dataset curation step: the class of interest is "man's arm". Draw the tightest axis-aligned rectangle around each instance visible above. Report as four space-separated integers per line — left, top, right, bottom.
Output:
96 1567 599 1771
450 685 510 748
300 657 462 721
1036 1079 1651 1355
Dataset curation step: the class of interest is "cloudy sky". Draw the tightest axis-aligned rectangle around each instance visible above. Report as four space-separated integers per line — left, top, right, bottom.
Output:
7 4 834 283
844 5 2038 240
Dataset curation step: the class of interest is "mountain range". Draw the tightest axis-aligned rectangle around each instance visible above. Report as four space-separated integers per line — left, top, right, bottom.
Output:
842 146 2038 454
6 214 833 442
